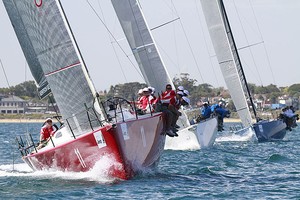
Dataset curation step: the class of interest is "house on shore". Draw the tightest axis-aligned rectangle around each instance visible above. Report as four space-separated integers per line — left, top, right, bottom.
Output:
0 95 26 114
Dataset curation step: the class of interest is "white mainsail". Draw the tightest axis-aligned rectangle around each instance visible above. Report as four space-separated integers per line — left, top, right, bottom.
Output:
200 0 252 127
111 0 174 93
111 0 221 149
3 0 105 134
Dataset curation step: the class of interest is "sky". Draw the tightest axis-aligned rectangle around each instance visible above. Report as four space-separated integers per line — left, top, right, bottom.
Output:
0 0 300 92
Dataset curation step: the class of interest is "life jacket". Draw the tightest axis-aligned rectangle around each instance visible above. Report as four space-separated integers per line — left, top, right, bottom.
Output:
137 96 144 108
201 106 212 119
146 95 156 112
211 104 219 112
140 96 149 110
141 95 157 112
161 90 176 104
150 95 156 104
40 125 54 141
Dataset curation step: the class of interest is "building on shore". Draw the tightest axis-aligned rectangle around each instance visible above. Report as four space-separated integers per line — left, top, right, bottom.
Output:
0 95 26 114
0 94 60 115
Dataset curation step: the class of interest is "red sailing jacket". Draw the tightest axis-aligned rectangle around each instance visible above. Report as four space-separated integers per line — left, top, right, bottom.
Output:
160 90 176 104
40 125 54 141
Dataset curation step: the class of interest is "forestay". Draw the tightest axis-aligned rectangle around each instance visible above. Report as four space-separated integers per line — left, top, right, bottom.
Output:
111 0 174 93
200 0 252 127
3 0 104 134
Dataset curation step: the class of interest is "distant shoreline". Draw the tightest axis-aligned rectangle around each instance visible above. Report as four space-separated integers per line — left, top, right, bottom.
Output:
0 119 47 123
0 118 243 123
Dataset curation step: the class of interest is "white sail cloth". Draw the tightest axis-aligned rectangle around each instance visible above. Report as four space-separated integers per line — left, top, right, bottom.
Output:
200 0 252 127
3 0 104 134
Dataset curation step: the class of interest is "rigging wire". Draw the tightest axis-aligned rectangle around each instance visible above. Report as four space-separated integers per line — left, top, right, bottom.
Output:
171 0 180 74
150 17 180 31
24 61 27 82
0 59 22 122
156 43 180 71
240 55 261 84
231 0 263 86
96 0 128 83
194 0 220 87
248 0 276 85
170 1 204 83
86 0 144 80
0 59 11 89
147 0 181 72
128 1 162 86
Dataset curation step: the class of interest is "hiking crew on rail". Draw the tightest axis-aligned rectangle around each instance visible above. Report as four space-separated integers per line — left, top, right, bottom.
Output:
136 84 190 137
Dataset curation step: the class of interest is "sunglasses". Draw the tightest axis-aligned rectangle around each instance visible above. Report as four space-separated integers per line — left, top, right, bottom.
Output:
166 87 172 90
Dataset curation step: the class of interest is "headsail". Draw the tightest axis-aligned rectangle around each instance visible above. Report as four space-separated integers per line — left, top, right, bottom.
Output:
111 0 174 93
2 1 50 99
3 0 104 134
200 0 252 127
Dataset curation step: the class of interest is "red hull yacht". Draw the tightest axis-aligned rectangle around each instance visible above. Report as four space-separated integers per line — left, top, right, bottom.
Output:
4 0 166 180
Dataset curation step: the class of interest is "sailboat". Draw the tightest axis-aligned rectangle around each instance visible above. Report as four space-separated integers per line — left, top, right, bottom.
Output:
200 0 290 142
3 0 166 179
111 0 218 149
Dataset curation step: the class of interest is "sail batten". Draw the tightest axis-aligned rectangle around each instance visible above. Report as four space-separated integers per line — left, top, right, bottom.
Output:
111 0 174 93
133 43 154 51
3 0 104 134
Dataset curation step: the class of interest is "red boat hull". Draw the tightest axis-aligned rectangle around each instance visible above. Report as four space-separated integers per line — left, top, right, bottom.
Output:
23 113 164 180
23 125 127 179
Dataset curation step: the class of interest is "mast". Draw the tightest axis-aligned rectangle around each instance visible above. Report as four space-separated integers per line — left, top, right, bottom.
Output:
200 0 252 127
218 0 257 119
111 0 174 93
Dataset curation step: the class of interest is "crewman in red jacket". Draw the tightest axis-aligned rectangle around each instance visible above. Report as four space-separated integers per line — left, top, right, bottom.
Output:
159 84 178 137
38 118 57 149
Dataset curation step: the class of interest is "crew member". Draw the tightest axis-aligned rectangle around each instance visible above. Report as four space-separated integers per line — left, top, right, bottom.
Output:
159 84 177 137
38 118 57 149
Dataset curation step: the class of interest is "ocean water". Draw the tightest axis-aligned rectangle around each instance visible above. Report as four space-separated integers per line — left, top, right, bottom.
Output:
0 122 299 199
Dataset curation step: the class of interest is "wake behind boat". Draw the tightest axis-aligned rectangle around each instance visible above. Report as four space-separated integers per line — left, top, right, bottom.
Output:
3 0 165 180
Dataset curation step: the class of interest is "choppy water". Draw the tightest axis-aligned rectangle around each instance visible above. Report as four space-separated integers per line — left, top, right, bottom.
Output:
0 122 299 199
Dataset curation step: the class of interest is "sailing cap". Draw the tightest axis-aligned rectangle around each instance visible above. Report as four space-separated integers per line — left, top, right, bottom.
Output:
183 90 189 96
142 87 149 92
177 86 184 91
148 86 155 94
46 118 52 122
177 91 184 96
182 96 190 104
138 89 143 94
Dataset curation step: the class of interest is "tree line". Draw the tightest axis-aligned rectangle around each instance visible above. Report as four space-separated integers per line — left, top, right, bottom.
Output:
1 79 299 106
0 81 38 100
